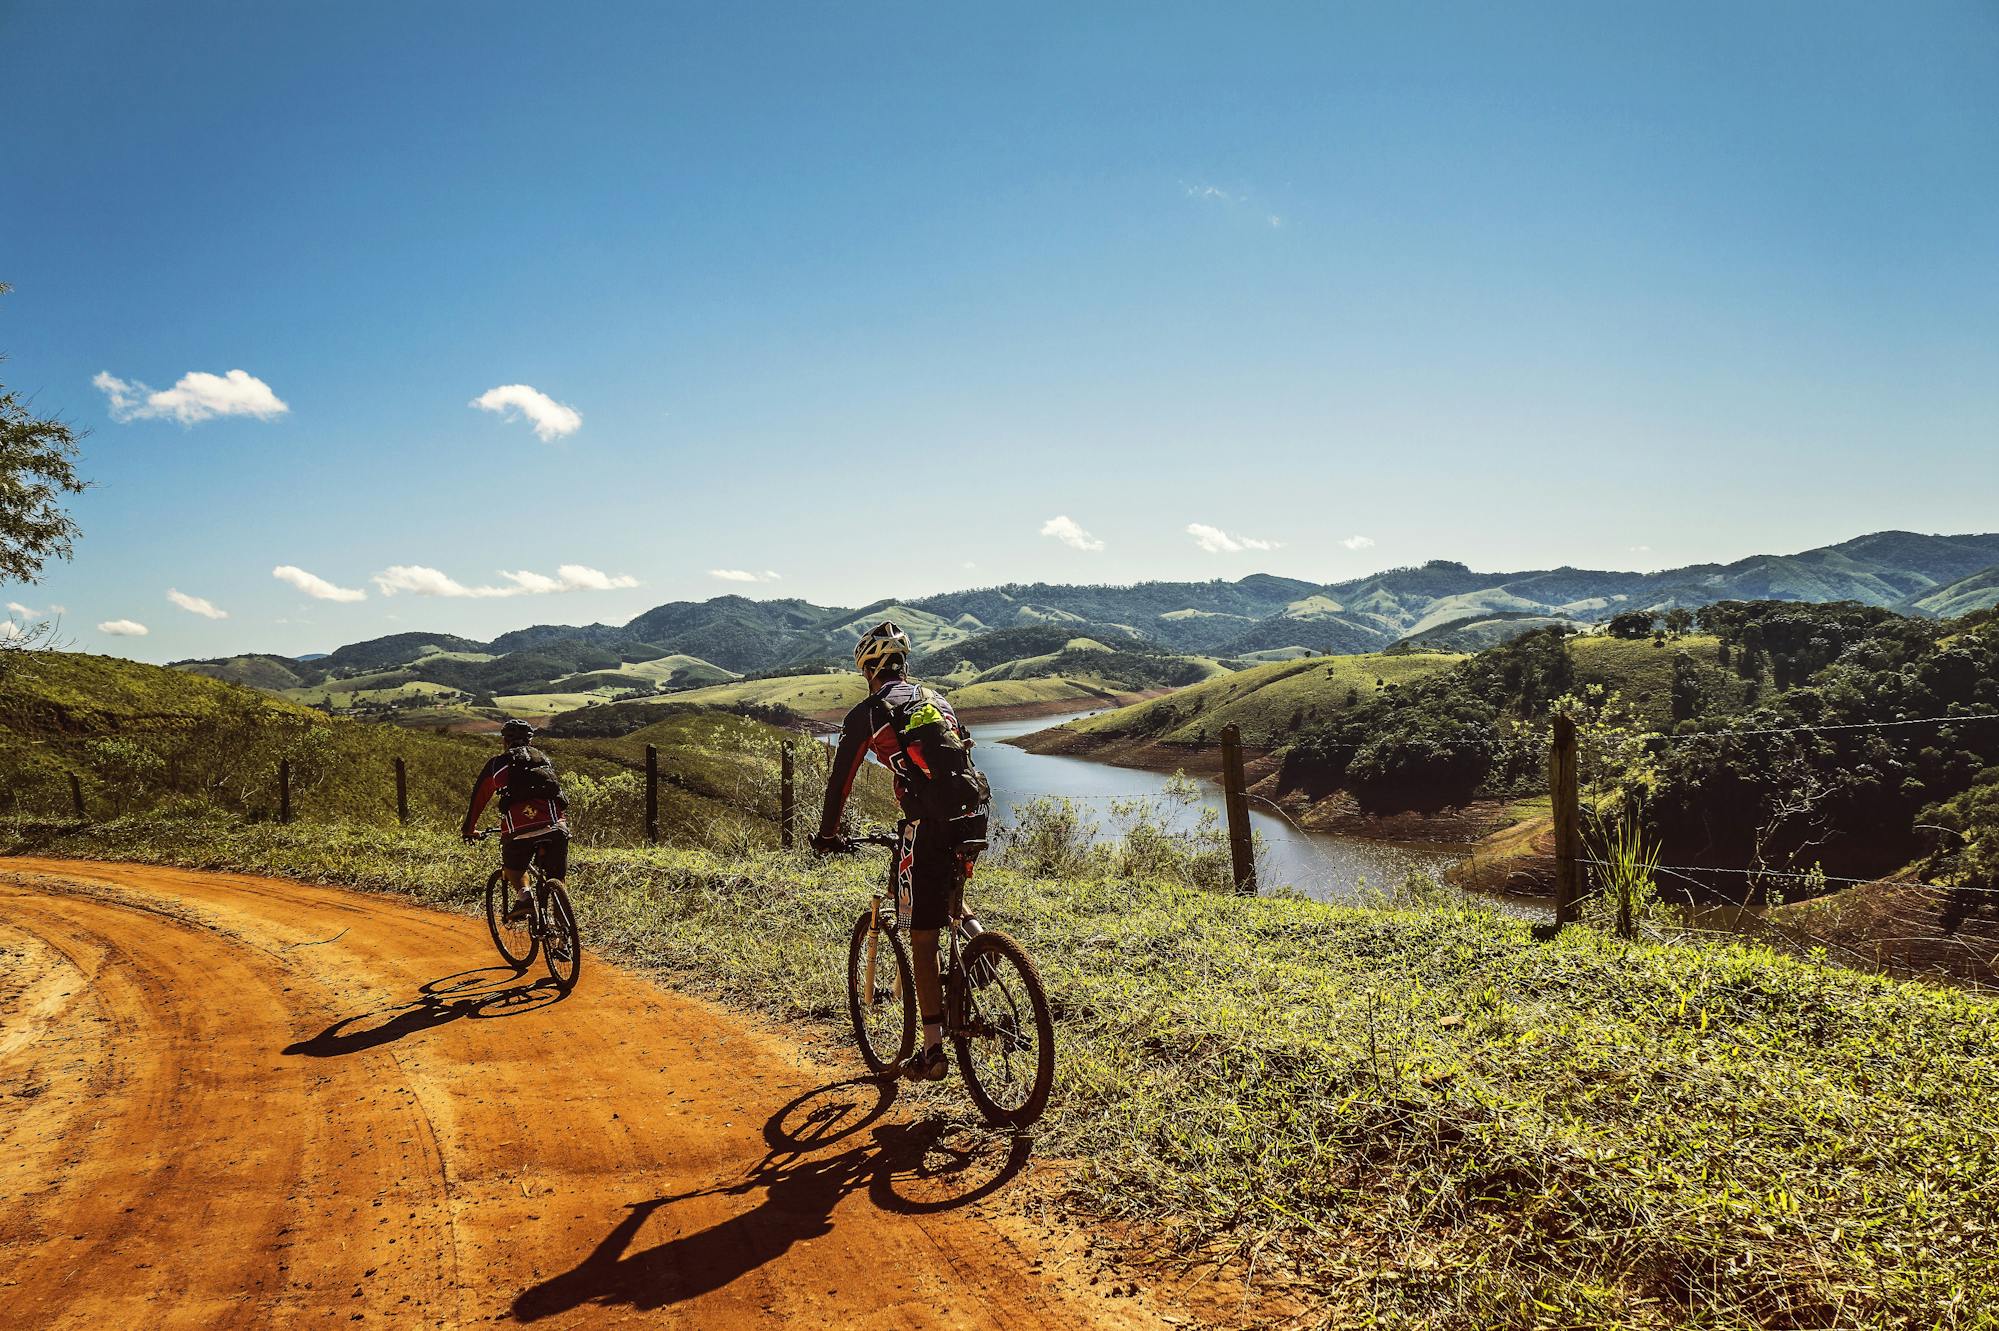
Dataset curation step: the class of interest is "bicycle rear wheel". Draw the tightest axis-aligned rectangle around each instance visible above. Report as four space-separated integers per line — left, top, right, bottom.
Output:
951 930 1055 1128
540 880 582 991
486 868 539 970
847 907 915 1076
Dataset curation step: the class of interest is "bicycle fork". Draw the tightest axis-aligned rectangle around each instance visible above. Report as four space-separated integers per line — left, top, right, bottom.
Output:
863 893 901 1012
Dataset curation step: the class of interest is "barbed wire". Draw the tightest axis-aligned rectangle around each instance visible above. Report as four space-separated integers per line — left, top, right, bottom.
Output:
1503 850 1999 898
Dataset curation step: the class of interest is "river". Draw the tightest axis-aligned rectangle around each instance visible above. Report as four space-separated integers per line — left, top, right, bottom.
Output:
966 710 1464 904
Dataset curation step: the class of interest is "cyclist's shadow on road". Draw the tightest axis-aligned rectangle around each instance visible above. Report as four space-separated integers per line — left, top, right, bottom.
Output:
283 966 566 1058
510 1076 1033 1321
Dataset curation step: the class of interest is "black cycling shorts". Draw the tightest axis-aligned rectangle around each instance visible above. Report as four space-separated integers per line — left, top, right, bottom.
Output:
502 829 569 880
907 818 965 931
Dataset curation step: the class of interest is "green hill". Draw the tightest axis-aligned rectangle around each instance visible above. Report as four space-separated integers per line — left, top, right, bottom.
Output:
1900 565 1999 619
1391 611 1583 653
0 650 837 845
1058 652 1462 749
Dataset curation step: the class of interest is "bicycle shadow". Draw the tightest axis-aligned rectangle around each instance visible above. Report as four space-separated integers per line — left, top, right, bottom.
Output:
510 1076 1034 1321
284 966 566 1058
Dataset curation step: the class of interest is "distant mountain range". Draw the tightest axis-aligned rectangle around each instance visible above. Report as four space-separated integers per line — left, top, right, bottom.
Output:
177 530 1999 696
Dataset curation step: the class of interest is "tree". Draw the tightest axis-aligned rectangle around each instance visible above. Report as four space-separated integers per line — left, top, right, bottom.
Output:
1607 610 1659 639
1664 607 1695 637
1 284 87 584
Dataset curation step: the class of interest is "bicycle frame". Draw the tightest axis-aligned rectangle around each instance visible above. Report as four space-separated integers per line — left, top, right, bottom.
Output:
860 822 984 1031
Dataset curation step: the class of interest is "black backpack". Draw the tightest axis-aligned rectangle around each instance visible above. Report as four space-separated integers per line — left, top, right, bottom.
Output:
502 745 563 807
883 686 990 833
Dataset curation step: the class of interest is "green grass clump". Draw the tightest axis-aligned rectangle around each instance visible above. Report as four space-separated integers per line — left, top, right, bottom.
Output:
9 812 1996 1328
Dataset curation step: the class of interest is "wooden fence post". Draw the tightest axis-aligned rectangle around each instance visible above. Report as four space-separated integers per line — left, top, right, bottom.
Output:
69 772 85 820
1549 713 1580 928
780 740 796 850
278 759 292 824
1617 786 1637 940
1220 723 1257 896
393 757 409 823
645 744 660 845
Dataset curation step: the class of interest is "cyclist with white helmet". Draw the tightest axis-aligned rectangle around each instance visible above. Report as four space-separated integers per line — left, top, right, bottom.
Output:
814 621 990 1081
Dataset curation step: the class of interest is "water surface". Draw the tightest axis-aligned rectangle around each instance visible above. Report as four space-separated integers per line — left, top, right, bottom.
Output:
967 710 1464 903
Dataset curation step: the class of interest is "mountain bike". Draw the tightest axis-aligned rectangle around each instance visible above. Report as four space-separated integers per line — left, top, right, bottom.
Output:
832 827 1054 1128
473 828 582 991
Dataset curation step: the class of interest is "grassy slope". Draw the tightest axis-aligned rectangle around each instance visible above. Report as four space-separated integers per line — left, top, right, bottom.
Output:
9 812 1994 1328
1568 633 1751 729
1063 652 1462 749
0 651 862 844
641 672 873 718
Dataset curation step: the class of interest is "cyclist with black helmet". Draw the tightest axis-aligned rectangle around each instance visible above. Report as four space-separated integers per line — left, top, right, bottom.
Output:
813 621 990 1081
461 719 570 923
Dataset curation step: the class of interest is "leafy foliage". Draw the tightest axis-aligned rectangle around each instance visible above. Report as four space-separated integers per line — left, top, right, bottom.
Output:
0 284 88 585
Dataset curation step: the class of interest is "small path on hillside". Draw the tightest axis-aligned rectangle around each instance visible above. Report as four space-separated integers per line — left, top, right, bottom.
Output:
0 858 1171 1330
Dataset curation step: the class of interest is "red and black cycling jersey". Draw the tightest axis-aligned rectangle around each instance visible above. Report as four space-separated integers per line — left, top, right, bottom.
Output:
461 745 567 840
816 676 967 840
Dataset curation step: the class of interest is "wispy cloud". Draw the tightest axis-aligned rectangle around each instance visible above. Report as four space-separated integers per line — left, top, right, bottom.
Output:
273 565 368 603
1340 535 1375 551
1187 522 1280 555
99 619 149 636
95 369 288 424
1184 181 1286 231
709 569 783 584
7 601 40 618
167 588 228 620
471 384 582 442
1040 515 1104 552
373 563 639 598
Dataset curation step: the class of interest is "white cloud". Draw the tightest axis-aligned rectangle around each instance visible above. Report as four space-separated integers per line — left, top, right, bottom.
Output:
374 563 640 598
1340 535 1376 551
1268 214 1284 228
95 369 288 425
7 601 37 617
273 565 368 603
470 384 582 442
99 619 149 636
1184 183 1237 203
709 569 782 584
551 563 640 591
1187 522 1280 555
167 588 228 620
374 565 507 598
1040 515 1105 552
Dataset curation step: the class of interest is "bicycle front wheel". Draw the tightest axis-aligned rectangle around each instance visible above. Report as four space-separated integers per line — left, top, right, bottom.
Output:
952 930 1055 1128
540 880 582 991
847 907 915 1076
486 868 538 970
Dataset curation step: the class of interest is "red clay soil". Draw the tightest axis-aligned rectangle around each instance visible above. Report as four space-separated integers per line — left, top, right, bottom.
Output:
0 859 1175 1330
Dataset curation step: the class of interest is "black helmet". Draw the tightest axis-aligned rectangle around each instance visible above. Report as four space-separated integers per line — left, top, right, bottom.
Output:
501 720 536 746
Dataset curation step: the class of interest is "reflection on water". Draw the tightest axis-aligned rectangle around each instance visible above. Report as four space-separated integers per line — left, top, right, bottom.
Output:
964 710 1466 904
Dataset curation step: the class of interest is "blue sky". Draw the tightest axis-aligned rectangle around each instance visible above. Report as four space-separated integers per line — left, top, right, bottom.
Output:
3 2 1995 663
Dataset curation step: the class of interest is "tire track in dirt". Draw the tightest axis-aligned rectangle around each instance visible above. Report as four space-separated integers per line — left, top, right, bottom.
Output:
0 859 1171 1330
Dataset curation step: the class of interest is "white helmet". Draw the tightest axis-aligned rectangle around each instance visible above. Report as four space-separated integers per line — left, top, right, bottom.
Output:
854 620 912 675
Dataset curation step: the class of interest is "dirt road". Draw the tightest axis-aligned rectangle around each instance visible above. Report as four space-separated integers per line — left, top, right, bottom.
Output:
0 859 1164 1330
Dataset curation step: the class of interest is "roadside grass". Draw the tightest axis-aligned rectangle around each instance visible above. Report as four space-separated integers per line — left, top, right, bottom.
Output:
9 812 1996 1329
1066 652 1462 749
